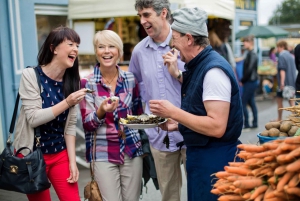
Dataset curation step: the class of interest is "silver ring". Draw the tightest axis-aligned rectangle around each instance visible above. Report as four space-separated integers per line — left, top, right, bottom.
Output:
77 98 80 101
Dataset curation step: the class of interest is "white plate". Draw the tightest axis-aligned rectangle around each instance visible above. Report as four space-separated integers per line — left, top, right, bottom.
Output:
120 119 167 129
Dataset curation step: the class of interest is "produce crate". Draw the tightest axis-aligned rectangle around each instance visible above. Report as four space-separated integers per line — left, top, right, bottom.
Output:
257 133 286 144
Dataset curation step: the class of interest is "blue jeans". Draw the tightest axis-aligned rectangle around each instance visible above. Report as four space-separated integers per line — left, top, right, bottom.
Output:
186 140 242 201
242 81 258 127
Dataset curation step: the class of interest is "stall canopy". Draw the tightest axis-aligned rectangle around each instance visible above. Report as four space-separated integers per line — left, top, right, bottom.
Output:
68 0 235 20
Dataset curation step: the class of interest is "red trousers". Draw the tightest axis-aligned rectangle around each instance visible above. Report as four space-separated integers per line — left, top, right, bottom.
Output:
17 149 80 201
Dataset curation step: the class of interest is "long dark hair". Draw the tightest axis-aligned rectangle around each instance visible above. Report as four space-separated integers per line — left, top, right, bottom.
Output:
37 26 81 97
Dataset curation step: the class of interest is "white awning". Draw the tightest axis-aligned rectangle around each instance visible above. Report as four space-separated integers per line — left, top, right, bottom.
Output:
68 0 235 20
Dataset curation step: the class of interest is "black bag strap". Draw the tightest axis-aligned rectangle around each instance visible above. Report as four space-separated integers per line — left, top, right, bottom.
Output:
7 66 41 145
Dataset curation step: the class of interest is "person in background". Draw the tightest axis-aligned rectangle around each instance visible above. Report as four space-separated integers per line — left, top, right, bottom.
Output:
149 7 243 201
13 26 87 201
129 0 186 200
79 30 144 201
240 35 259 129
275 40 296 121
294 44 300 99
269 47 277 63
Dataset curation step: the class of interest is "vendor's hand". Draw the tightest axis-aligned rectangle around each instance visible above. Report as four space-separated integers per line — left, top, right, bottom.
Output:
162 48 179 79
149 100 175 118
100 97 119 113
66 88 88 106
159 118 179 131
67 162 79 183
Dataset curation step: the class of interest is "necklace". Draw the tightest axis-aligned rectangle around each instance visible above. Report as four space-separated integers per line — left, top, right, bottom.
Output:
102 70 118 89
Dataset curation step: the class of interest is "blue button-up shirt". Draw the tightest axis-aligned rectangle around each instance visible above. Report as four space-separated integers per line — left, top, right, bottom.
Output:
129 27 186 152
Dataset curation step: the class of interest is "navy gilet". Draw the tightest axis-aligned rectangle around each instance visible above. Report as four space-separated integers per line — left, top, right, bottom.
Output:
178 45 243 147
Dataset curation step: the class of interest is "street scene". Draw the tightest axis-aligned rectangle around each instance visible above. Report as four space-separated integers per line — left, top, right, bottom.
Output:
1 0 300 200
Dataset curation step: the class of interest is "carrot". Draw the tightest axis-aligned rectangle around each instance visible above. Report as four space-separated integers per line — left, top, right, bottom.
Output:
233 178 263 189
284 186 300 197
286 158 300 172
252 150 273 158
252 166 273 177
284 136 300 144
233 188 248 195
227 175 255 182
288 173 300 188
285 147 300 161
228 162 245 167
268 175 279 185
217 183 232 193
277 153 295 164
245 158 264 167
250 185 268 200
254 193 264 201
215 171 237 179
242 192 251 199
210 188 222 195
277 171 295 191
237 144 266 152
279 143 300 151
264 186 275 199
218 194 245 201
274 164 287 175
237 151 253 160
224 166 253 176
263 142 280 150
264 155 276 162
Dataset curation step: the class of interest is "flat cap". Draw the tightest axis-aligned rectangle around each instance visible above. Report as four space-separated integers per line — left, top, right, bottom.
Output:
171 7 208 37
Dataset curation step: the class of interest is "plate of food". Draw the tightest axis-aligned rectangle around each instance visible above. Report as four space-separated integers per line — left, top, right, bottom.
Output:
119 114 167 129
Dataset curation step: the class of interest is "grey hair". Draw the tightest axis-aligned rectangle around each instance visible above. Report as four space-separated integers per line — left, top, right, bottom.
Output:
179 32 210 48
135 0 171 20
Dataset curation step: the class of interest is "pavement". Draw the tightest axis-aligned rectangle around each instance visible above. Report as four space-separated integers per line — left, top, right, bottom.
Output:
0 96 293 201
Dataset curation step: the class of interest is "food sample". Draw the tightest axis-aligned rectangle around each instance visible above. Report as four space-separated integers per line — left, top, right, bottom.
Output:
86 88 95 93
110 96 119 102
120 114 165 124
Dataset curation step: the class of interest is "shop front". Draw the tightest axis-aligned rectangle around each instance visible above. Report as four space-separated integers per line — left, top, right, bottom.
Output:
68 0 236 75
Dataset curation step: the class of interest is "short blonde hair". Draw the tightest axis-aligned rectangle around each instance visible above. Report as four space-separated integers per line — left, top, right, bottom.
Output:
93 30 124 62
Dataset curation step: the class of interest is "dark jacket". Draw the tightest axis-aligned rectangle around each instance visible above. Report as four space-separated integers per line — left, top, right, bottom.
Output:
241 49 258 83
178 46 243 147
294 44 300 91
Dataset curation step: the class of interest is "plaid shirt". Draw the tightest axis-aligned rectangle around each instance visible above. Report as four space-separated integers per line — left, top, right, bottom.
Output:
79 64 144 164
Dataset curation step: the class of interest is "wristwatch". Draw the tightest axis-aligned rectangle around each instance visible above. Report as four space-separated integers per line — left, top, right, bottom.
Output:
177 70 182 80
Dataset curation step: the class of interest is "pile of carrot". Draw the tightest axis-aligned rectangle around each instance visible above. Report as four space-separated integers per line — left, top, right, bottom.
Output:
211 136 300 201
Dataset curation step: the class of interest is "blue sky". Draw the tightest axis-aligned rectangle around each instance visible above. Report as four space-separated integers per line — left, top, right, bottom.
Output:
258 0 285 25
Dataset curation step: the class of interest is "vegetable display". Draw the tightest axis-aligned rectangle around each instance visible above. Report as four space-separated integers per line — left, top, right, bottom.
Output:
211 136 300 201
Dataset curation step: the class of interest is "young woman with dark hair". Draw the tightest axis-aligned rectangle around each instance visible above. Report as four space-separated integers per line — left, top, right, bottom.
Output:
13 26 88 201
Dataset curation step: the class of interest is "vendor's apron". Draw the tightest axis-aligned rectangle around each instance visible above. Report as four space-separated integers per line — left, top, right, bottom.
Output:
186 139 242 201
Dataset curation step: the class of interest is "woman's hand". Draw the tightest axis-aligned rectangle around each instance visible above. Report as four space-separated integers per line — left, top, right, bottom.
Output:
67 162 79 183
66 88 89 106
96 97 119 119
162 48 180 79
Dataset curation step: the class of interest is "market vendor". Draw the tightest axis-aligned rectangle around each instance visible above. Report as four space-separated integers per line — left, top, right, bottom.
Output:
149 7 243 201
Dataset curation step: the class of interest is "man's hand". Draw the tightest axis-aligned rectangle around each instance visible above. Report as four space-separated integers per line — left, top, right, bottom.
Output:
149 100 175 118
159 118 179 131
162 48 180 79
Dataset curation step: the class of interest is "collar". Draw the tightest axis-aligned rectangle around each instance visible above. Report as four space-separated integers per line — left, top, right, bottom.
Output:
93 63 124 83
145 25 172 50
185 45 212 71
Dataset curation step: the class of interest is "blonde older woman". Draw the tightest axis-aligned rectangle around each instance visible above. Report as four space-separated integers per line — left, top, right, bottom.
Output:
79 30 144 201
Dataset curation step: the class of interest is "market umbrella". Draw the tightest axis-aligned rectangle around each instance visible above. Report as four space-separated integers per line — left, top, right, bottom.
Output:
235 25 289 39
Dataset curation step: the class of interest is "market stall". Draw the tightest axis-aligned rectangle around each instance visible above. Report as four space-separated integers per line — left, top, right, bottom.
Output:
68 0 235 73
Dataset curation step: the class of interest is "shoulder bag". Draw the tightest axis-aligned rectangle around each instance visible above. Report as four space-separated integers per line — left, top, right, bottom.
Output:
0 67 51 194
84 132 102 201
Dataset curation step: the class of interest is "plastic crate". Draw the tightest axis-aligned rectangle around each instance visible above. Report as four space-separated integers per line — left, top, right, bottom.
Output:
257 133 285 144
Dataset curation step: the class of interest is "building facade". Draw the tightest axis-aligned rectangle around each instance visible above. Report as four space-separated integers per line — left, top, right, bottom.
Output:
234 0 258 56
